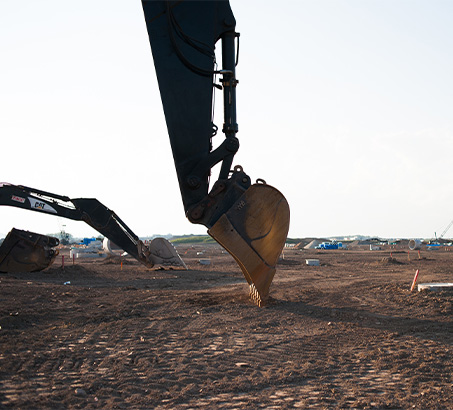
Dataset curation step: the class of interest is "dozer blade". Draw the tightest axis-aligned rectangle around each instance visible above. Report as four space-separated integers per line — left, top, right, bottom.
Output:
208 184 290 306
0 228 59 273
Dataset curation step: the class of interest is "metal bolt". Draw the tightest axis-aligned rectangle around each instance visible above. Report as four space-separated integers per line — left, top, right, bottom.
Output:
187 176 201 189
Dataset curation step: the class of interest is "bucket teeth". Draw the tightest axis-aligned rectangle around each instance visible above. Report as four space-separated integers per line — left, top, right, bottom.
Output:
249 284 263 307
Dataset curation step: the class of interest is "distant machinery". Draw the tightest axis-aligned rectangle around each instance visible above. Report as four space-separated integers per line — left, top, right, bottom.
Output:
435 219 453 242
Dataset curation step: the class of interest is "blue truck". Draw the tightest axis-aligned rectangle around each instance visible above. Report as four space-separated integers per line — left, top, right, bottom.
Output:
315 241 345 250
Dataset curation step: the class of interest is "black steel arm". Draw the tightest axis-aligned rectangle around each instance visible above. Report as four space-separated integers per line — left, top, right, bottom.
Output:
0 183 153 267
142 0 249 228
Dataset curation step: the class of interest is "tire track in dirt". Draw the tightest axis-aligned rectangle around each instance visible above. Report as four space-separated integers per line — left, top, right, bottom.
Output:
0 248 452 409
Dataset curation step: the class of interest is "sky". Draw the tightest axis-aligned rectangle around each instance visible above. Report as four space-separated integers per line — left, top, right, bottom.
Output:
1 0 452 240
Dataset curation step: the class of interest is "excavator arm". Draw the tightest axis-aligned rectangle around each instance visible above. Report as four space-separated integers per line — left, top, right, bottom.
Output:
142 1 290 304
0 183 185 269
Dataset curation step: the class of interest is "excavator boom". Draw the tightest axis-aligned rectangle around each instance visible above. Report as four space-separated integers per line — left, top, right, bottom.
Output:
142 1 290 304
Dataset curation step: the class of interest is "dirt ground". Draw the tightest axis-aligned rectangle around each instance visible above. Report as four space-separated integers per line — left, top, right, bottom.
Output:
0 243 452 409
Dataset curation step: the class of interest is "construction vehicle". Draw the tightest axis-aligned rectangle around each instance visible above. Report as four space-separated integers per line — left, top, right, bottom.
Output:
315 241 346 250
0 183 186 271
434 219 453 243
0 1 290 305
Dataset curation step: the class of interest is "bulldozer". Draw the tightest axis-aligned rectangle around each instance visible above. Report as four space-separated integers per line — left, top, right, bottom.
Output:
0 1 290 305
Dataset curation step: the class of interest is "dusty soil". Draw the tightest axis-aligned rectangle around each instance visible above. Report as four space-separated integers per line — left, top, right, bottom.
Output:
0 243 452 409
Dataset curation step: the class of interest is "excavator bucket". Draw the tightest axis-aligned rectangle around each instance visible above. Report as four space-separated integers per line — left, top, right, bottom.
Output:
208 183 290 306
0 228 59 273
147 238 188 269
103 237 187 269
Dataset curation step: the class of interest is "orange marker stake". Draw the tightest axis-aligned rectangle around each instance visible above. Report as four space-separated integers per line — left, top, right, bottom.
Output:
121 260 123 270
418 250 421 259
408 251 410 261
410 269 420 292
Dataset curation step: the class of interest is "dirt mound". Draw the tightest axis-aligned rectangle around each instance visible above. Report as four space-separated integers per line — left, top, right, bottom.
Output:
380 256 403 264
44 264 97 275
100 255 136 265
